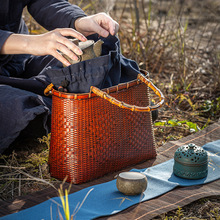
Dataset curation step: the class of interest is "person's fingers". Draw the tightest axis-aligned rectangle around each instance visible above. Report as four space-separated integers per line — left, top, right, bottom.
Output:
57 37 83 56
92 21 110 37
113 21 119 35
51 49 71 66
56 42 79 60
75 13 119 37
106 20 117 36
58 28 87 42
44 28 87 65
98 14 118 36
95 13 119 36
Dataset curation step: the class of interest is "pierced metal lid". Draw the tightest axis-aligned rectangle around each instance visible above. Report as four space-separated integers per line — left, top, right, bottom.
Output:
174 143 208 165
173 143 208 179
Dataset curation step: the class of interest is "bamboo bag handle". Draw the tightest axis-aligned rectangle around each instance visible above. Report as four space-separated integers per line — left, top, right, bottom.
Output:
91 72 165 112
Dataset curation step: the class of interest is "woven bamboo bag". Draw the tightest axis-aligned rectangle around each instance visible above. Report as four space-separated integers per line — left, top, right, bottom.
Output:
45 70 164 184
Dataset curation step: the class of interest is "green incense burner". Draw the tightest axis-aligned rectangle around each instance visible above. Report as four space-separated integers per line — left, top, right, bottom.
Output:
173 143 208 179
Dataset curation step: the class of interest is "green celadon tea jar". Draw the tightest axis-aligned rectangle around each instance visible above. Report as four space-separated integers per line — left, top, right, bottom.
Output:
173 143 208 179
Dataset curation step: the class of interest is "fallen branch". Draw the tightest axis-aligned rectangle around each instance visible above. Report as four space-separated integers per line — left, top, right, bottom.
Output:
0 165 26 170
0 177 53 182
18 170 57 189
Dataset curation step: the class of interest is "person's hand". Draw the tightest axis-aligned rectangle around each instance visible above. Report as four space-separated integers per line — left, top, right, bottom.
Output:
75 13 119 37
28 28 88 66
1 28 87 66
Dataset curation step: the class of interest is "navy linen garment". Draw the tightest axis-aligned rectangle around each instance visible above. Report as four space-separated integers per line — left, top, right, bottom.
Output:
0 0 86 153
0 0 86 77
0 1 140 153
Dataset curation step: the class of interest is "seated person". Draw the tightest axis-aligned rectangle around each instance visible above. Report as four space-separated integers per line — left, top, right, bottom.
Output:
0 0 119 153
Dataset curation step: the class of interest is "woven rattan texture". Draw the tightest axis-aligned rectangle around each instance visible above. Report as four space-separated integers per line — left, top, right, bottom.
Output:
49 82 156 184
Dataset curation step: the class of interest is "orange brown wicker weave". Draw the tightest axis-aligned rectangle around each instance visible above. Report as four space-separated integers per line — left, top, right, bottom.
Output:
46 70 164 184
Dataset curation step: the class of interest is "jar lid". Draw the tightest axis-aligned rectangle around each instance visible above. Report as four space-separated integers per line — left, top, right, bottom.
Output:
78 40 94 50
173 143 208 179
174 143 208 165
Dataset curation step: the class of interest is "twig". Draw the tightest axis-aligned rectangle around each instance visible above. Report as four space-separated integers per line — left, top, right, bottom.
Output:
12 178 14 198
0 177 53 181
18 174 21 196
0 171 24 178
39 164 43 179
18 170 56 189
0 165 26 170
133 0 140 33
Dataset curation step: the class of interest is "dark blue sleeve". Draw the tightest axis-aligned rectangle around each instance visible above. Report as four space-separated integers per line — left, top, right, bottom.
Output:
0 30 13 52
27 0 86 31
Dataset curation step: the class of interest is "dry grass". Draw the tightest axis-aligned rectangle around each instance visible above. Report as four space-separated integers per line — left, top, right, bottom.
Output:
0 0 220 218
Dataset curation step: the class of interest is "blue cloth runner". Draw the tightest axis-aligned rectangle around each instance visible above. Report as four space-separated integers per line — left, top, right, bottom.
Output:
2 140 220 220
